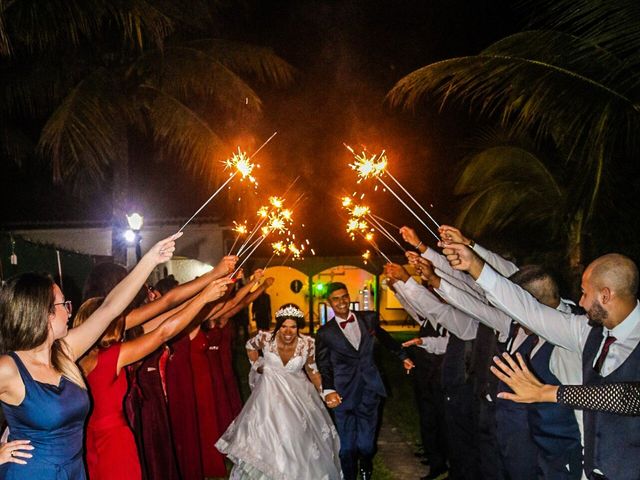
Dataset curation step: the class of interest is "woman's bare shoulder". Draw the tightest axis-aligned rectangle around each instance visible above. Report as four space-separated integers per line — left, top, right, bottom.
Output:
0 354 21 395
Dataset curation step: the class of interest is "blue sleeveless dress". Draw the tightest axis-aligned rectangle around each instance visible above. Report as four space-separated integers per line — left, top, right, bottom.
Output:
0 351 90 479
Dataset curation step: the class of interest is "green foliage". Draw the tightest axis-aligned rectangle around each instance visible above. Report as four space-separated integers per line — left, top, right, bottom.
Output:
388 0 640 262
0 0 295 189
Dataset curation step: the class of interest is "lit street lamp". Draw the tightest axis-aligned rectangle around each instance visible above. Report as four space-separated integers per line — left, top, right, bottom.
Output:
125 213 144 262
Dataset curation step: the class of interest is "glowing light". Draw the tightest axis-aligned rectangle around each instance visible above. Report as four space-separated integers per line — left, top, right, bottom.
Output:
342 196 352 207
288 242 302 259
232 221 248 235
257 206 269 218
124 229 136 243
352 205 370 218
346 146 387 182
224 148 258 185
271 241 287 255
269 196 284 209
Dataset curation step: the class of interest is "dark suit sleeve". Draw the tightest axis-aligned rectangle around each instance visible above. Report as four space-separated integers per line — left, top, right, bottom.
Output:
365 311 408 361
315 328 335 391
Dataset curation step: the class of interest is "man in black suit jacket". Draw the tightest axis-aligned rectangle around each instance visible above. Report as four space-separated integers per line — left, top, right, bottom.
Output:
316 282 414 480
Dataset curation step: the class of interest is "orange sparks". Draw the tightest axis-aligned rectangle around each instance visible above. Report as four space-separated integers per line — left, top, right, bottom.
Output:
224 148 258 185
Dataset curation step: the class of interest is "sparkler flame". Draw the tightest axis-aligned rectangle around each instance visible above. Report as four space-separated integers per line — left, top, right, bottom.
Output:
288 242 302 259
269 196 284 209
271 241 287 255
224 148 258 184
232 221 248 235
351 205 370 218
347 148 387 181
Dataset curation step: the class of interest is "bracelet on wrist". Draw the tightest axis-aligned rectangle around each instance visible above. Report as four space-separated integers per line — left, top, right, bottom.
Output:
415 240 423 250
468 240 475 248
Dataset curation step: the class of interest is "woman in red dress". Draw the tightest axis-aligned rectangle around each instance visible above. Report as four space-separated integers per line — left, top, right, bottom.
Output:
75 278 232 479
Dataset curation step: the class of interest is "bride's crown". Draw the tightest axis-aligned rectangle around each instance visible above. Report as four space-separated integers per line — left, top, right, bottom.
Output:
275 305 304 319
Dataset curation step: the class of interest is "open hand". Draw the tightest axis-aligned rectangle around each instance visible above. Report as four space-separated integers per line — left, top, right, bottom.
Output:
0 439 33 465
490 352 557 403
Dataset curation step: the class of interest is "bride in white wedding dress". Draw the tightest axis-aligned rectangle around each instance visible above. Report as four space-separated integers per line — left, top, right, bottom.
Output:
216 304 343 480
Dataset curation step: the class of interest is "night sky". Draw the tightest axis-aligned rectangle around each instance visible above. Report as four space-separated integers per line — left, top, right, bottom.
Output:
0 0 518 255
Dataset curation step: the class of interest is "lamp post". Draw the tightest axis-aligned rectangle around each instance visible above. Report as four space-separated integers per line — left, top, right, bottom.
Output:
126 213 144 263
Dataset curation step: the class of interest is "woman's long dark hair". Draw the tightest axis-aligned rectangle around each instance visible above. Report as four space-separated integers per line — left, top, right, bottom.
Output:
0 272 86 388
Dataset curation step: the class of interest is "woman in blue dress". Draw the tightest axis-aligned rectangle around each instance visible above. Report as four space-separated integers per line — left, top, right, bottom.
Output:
0 233 179 479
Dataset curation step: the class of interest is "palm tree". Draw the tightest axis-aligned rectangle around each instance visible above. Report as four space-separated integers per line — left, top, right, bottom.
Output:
1 0 294 261
387 0 640 266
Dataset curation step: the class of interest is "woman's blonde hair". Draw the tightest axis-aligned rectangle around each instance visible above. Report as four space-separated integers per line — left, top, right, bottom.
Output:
0 272 86 389
73 297 125 349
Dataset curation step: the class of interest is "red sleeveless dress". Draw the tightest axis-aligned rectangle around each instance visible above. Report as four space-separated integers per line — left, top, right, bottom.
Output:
86 343 142 480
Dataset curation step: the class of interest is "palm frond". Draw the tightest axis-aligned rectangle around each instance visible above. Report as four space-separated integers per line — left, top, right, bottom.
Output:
146 0 213 30
106 0 174 51
140 85 230 183
520 0 640 68
0 55 90 117
1 0 173 56
484 31 637 94
131 45 264 113
455 146 563 240
456 183 561 238
0 0 11 55
185 39 296 86
2 0 108 54
454 146 562 198
37 68 127 183
387 53 640 178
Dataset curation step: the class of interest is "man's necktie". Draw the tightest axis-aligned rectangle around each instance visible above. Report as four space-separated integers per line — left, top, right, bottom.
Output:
507 324 520 352
340 315 355 329
594 335 617 373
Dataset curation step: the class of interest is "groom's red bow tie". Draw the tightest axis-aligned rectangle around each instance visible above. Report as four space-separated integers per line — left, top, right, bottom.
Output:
339 315 355 329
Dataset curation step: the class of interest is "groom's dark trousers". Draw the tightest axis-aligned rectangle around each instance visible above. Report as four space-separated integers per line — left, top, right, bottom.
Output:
316 311 407 480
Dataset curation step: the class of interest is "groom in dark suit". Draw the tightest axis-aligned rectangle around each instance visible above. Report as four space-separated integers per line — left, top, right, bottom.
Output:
316 282 414 480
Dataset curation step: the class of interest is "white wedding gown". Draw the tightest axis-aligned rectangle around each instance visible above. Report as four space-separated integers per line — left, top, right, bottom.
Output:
216 332 342 480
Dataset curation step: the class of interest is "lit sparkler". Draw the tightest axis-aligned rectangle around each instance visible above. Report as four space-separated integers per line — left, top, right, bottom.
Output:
227 220 248 255
177 132 277 234
344 145 440 241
